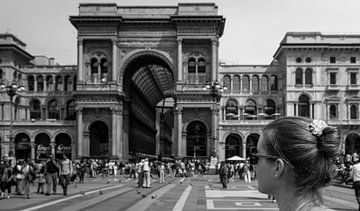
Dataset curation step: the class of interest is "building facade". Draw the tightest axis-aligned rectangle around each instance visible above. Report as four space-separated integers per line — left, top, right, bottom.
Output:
0 3 359 163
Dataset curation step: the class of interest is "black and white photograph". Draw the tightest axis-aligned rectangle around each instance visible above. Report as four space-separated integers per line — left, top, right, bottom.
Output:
0 0 359 210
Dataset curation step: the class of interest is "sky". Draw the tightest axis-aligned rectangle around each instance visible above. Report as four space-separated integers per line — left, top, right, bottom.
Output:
1 0 360 65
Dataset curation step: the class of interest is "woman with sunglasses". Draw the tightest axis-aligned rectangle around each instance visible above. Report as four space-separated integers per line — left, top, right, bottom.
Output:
252 116 340 211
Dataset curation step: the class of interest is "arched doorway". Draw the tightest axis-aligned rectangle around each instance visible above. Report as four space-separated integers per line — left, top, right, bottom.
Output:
35 133 51 162
89 121 109 157
123 53 174 158
246 133 260 158
186 121 207 158
345 133 360 154
298 95 310 117
225 133 243 159
55 133 72 160
15 133 31 160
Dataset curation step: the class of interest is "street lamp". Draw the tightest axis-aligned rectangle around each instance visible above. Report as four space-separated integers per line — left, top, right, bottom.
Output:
203 80 227 157
0 80 25 155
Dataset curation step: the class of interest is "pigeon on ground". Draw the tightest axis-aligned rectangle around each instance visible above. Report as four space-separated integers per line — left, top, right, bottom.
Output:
99 190 103 195
106 181 111 184
151 195 157 199
142 194 146 198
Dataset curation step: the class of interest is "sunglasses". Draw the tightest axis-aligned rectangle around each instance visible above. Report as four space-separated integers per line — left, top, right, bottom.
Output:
250 148 294 169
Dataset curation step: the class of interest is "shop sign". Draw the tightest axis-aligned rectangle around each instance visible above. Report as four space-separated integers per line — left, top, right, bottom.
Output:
36 144 51 154
56 144 71 154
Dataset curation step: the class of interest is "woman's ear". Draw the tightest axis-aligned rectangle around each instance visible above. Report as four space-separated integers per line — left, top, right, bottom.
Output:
274 158 285 178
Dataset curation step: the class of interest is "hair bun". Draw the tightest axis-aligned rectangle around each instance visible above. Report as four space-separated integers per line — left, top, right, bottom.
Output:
316 126 341 158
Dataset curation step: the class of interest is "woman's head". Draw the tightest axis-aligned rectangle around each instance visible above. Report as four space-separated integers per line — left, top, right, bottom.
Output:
256 116 340 195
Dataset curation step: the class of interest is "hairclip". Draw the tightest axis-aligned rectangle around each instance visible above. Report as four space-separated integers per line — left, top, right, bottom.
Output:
309 119 328 136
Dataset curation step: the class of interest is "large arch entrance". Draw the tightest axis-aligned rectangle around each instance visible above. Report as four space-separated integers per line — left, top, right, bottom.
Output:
35 133 51 162
186 121 207 158
15 133 31 160
345 133 360 154
246 133 260 158
123 53 174 159
225 133 243 159
89 121 109 157
55 133 72 160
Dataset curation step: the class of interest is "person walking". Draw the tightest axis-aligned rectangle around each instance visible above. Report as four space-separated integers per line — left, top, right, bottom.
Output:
78 160 86 184
37 161 46 194
59 154 73 196
158 162 165 184
219 161 228 189
242 161 251 183
143 158 151 188
137 160 144 188
352 153 360 210
45 154 59 196
253 117 340 211
0 156 12 199
22 160 35 199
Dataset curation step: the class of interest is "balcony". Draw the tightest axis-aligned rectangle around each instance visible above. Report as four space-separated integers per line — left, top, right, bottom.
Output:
346 84 360 91
326 84 340 91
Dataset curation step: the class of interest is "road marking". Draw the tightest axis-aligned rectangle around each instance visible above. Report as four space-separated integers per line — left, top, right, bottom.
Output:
172 185 193 211
21 184 125 211
206 199 279 210
206 190 268 198
58 187 133 211
125 183 176 211
235 202 261 206
247 185 255 190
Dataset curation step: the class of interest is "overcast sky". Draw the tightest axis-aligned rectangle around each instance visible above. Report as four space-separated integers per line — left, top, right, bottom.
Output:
1 0 360 65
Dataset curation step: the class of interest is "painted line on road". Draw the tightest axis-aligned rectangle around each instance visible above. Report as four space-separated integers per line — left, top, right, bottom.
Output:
172 185 193 211
21 184 125 211
247 185 255 190
58 186 133 211
125 183 176 211
206 199 279 210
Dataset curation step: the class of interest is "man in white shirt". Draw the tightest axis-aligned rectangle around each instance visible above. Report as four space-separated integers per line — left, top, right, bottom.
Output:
59 154 73 196
142 158 151 188
352 153 360 210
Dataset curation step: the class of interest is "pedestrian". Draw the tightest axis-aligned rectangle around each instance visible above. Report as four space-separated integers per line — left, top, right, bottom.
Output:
22 160 35 199
37 161 46 194
13 160 24 195
242 161 251 183
352 153 360 210
158 162 165 184
45 154 59 196
137 160 144 188
253 117 340 211
219 161 228 188
79 160 86 184
0 156 12 199
59 154 73 196
143 158 151 188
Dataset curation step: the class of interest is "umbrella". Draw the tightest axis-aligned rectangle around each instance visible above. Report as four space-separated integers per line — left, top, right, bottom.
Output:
257 112 268 117
272 113 281 116
226 155 246 161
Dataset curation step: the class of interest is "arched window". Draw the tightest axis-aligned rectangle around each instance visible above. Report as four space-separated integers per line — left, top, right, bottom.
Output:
261 75 269 91
198 58 206 83
46 75 54 91
64 75 72 91
27 75 34 91
225 134 242 158
187 58 196 83
55 76 63 91
91 58 98 83
233 75 240 93
223 75 231 92
48 100 59 119
296 68 303 85
100 58 108 83
73 76 77 91
298 95 310 117
305 68 313 85
242 75 250 92
264 99 276 115
252 75 259 92
30 99 41 120
225 99 238 120
351 104 358 119
245 99 257 115
270 75 278 90
329 104 337 119
66 100 76 120
37 75 44 91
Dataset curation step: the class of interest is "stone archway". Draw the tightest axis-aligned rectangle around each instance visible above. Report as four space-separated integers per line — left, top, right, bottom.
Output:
15 133 31 160
35 133 51 161
225 133 243 159
246 133 260 158
186 121 207 158
345 133 360 154
89 121 109 157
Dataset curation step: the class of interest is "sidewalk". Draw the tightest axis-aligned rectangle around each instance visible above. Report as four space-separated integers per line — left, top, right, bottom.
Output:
0 174 129 210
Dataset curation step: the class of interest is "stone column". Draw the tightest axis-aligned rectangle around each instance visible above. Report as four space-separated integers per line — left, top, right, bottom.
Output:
211 39 217 81
112 39 117 82
175 107 183 157
177 38 183 82
111 107 117 158
78 39 84 82
77 107 83 157
211 106 217 156
43 75 47 91
34 75 38 92
30 142 35 161
117 109 123 160
50 142 56 156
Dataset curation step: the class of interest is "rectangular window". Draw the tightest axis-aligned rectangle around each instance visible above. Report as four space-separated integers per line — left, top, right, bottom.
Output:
350 72 357 85
351 57 356 63
294 104 297 116
330 57 336 64
1 104 3 120
330 72 337 85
